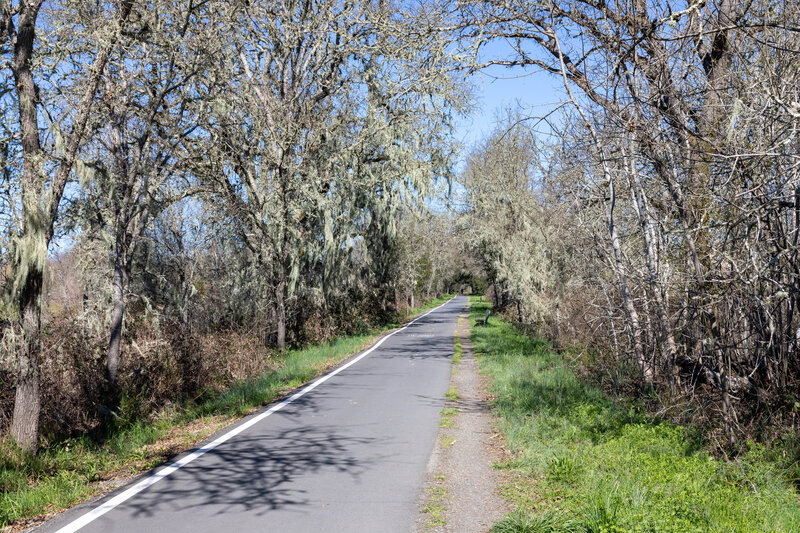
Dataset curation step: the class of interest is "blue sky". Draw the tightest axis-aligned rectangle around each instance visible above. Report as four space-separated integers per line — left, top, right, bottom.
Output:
440 39 567 210
453 40 565 167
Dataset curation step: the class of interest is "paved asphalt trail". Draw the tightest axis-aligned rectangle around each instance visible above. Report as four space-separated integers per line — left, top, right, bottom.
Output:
36 295 466 533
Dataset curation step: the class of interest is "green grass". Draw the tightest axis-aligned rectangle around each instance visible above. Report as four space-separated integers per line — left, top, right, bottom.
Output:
470 297 800 533
422 475 449 527
190 332 379 418
423 501 447 527
0 294 455 528
0 421 171 526
445 385 460 401
453 316 463 366
492 509 583 533
440 407 459 428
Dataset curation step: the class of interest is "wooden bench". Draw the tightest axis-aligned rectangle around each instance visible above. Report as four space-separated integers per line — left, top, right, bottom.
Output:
475 309 491 325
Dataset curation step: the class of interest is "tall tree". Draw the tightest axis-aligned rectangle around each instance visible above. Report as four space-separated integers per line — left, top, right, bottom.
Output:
0 0 134 452
200 0 461 349
76 0 217 409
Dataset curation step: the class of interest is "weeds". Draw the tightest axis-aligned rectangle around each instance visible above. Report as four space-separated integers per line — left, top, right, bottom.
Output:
422 474 448 528
491 509 582 533
444 386 460 401
439 407 458 429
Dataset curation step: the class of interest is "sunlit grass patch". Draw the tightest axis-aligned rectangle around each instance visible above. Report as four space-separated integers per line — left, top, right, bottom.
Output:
445 386 460 401
422 474 449 528
471 296 800 533
192 332 377 417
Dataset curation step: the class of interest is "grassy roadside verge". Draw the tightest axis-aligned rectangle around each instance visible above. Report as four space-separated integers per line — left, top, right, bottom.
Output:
469 297 800 533
0 294 454 529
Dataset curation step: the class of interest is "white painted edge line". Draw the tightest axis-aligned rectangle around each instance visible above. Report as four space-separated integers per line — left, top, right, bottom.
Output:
53 296 458 533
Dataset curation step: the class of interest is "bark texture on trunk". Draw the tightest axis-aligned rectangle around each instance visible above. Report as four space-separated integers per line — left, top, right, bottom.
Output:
106 114 130 402
11 274 43 453
276 279 287 351
106 254 128 400
9 2 45 454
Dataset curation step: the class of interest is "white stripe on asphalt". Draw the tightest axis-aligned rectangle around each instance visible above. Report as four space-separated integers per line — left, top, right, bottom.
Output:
53 296 457 533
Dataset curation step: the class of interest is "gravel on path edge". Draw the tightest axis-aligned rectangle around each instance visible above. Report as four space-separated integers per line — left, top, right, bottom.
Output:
413 302 511 533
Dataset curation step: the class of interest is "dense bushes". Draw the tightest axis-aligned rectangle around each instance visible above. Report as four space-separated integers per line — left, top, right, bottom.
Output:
459 0 800 451
472 301 800 532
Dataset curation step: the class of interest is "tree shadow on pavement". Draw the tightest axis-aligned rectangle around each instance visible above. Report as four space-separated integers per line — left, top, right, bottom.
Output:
124 425 380 519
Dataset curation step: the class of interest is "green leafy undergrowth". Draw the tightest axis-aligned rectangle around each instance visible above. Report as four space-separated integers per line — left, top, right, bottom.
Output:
471 297 800 533
0 295 454 528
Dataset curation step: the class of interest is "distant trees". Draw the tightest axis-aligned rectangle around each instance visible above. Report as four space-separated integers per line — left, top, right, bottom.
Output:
394 210 460 311
461 116 554 326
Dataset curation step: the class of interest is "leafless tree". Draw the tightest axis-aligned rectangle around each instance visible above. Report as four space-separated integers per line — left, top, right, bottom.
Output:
458 0 800 445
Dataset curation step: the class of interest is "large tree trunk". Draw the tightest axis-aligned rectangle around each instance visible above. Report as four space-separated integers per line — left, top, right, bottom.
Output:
11 272 43 453
4 0 133 453
9 3 45 454
106 114 130 405
276 164 290 351
106 253 128 405
276 278 287 351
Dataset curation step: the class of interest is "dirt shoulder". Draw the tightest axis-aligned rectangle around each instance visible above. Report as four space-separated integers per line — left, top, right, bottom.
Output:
414 304 510 533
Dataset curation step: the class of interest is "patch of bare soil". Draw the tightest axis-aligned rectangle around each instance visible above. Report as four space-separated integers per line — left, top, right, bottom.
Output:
414 306 510 533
